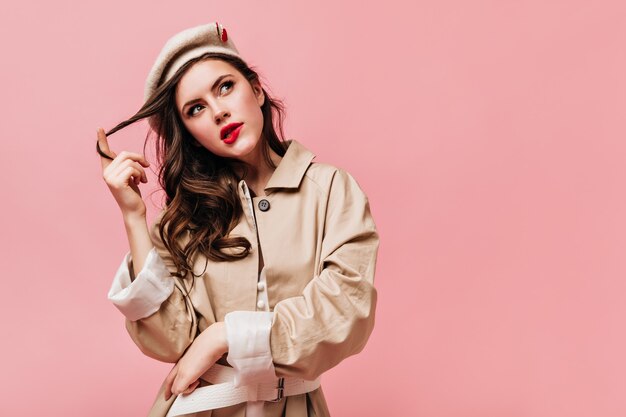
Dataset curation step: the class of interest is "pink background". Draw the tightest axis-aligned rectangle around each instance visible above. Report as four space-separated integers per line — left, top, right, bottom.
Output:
0 1 625 416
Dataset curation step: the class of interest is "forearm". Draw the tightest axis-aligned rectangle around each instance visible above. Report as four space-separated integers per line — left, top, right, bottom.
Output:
270 275 378 380
122 212 154 280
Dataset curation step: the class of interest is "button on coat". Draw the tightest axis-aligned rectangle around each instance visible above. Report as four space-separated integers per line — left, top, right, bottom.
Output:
258 199 270 211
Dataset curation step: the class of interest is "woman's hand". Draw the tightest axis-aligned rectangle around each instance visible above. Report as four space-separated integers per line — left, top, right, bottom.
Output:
164 321 229 401
97 127 151 218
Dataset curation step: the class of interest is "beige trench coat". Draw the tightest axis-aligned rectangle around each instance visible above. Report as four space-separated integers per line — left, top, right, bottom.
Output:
119 139 379 416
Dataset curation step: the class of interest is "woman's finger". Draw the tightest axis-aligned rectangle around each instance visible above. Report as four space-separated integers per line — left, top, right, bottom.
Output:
120 166 143 188
115 159 148 184
132 160 148 183
181 379 200 395
172 371 190 396
104 151 150 177
163 363 179 401
113 150 151 168
97 128 117 169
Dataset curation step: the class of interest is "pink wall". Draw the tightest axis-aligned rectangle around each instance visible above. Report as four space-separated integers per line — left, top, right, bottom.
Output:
1 1 625 416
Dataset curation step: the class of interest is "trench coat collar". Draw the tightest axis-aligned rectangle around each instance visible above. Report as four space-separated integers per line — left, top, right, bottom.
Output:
263 139 316 191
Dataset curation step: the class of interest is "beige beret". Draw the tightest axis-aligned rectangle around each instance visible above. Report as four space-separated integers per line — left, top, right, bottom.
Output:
143 21 243 104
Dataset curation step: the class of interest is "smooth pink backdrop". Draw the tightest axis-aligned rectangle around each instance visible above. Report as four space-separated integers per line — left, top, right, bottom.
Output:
1 1 625 416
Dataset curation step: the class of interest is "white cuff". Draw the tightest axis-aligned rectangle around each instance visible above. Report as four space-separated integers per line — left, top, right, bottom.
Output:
107 247 175 321
224 311 277 387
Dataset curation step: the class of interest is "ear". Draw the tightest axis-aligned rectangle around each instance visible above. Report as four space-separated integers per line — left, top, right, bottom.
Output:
252 79 265 107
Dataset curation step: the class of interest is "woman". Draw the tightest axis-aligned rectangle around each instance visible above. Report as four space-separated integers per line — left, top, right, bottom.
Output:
98 21 379 417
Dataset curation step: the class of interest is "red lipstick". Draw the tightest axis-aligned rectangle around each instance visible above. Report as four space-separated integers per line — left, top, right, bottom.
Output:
221 122 244 144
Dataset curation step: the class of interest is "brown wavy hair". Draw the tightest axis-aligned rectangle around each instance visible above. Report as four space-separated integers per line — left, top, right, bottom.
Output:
99 52 289 280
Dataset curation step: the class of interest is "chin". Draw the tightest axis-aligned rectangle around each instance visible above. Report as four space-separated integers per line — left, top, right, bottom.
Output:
201 131 262 160
231 135 261 153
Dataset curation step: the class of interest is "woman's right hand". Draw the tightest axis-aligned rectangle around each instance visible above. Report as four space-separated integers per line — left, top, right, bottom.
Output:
97 127 151 218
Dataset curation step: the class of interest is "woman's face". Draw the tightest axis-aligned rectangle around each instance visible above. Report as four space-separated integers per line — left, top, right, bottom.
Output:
175 59 265 161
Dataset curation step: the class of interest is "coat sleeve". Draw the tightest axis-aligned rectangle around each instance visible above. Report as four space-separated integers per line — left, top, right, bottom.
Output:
224 168 379 382
107 212 198 363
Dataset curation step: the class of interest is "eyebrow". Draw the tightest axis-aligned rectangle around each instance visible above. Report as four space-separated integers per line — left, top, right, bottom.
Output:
180 73 233 113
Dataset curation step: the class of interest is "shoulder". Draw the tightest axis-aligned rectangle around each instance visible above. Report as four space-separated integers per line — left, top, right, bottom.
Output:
303 162 369 200
302 162 338 190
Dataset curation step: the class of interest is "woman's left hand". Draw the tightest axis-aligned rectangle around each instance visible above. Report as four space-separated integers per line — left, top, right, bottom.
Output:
164 321 228 401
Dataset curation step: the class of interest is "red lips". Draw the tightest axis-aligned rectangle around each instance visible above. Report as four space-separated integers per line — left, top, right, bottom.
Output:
220 122 243 140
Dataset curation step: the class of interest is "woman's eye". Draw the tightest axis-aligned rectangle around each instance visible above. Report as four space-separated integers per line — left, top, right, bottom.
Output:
220 80 234 95
187 81 234 117
188 104 203 117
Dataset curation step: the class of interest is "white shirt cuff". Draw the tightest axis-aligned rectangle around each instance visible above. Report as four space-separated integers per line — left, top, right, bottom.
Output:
107 247 175 321
224 311 277 387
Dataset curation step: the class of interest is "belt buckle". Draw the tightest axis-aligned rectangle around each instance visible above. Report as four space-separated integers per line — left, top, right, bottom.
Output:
268 377 285 402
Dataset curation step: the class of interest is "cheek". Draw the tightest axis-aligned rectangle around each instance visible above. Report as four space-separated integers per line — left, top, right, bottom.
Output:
184 121 202 139
246 97 264 125
253 104 264 124
184 121 215 148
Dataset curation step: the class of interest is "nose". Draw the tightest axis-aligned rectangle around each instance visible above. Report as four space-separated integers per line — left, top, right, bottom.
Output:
214 108 230 125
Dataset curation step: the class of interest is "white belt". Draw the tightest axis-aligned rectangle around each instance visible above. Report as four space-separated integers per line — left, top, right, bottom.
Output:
165 363 321 417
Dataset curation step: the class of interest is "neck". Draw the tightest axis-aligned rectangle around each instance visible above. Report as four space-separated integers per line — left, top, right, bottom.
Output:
232 143 283 195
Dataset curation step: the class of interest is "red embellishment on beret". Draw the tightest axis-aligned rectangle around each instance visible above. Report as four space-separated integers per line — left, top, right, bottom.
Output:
215 22 228 43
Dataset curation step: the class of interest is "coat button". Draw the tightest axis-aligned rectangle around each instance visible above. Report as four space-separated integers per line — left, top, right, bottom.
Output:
258 199 270 211
257 281 265 291
257 299 266 309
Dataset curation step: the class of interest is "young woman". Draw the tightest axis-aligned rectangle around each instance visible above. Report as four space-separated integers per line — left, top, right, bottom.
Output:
98 21 379 417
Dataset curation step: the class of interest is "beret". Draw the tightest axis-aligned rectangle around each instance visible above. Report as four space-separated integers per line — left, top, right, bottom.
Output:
143 21 243 104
